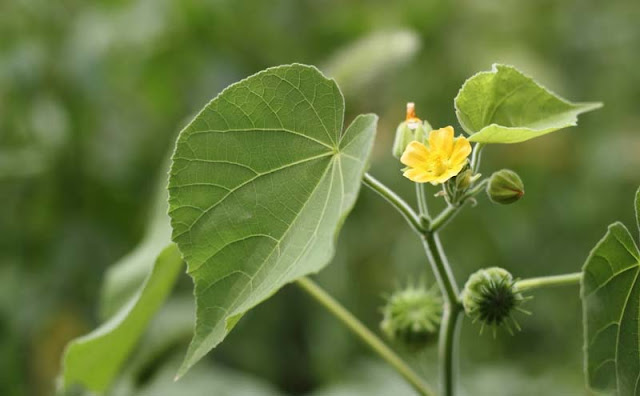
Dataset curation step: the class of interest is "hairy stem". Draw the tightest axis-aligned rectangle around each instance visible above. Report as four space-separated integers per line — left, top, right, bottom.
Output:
296 277 435 396
416 182 430 220
421 232 462 396
439 304 463 396
470 143 484 172
515 272 582 292
421 232 459 304
363 173 425 233
430 204 462 233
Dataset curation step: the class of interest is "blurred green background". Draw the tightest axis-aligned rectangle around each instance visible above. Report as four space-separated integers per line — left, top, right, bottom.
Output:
2 0 639 395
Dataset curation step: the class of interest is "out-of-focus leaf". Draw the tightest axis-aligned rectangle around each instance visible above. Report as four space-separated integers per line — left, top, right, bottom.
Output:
99 178 172 319
0 148 48 179
310 360 420 396
125 355 282 396
60 244 183 393
125 297 194 376
455 64 601 144
322 30 420 95
581 187 640 394
168 64 377 377
311 360 582 396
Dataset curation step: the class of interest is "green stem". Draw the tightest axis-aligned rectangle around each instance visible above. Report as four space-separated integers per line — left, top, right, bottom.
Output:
416 182 430 220
429 205 461 233
296 277 435 396
430 179 488 232
421 232 462 396
363 172 471 395
461 179 488 201
470 143 484 172
421 232 459 304
439 304 463 396
515 272 582 292
363 173 425 234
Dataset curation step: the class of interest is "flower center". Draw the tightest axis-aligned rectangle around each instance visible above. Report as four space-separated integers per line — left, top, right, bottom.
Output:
429 154 451 177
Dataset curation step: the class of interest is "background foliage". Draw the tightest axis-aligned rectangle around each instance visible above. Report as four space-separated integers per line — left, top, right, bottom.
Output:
1 0 639 395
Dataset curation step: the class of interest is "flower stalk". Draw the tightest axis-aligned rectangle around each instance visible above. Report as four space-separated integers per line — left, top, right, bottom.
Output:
362 173 424 234
515 272 582 292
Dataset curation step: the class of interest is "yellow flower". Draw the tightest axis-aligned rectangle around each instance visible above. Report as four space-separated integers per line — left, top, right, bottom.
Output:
400 126 472 185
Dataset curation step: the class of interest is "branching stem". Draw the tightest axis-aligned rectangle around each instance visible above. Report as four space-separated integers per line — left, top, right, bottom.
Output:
363 167 487 396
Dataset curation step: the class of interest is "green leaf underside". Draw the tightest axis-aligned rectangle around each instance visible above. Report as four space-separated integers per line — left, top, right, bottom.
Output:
168 64 377 377
455 64 601 144
582 188 640 394
61 243 183 392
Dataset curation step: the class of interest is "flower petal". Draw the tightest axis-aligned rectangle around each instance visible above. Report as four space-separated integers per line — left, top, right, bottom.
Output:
427 160 468 185
448 161 467 178
430 169 457 185
403 168 436 183
400 141 430 168
428 126 454 156
450 136 472 165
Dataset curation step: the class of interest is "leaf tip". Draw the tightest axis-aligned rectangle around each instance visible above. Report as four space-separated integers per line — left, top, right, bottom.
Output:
174 362 190 382
577 101 604 113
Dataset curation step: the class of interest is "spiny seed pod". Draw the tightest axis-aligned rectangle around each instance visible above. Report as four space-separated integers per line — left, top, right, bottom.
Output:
380 283 442 350
487 169 524 204
461 267 529 335
392 102 432 158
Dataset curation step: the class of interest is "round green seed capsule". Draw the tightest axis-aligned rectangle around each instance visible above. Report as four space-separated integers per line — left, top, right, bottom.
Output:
461 267 528 335
380 283 442 350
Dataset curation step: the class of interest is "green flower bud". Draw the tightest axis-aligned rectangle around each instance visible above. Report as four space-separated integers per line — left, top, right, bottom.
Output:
487 169 524 204
392 102 432 158
380 283 442 350
461 267 528 335
454 168 481 191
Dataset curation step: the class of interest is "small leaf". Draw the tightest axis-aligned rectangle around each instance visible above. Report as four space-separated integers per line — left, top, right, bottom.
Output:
61 243 183 392
455 64 601 144
581 187 640 394
168 64 377 377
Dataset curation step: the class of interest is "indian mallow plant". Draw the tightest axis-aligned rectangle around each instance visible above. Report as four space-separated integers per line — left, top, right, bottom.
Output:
58 63 640 395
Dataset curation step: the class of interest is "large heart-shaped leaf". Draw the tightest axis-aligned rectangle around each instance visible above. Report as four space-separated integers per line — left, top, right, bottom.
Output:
168 64 377 377
455 64 601 144
582 187 640 394
61 243 183 392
